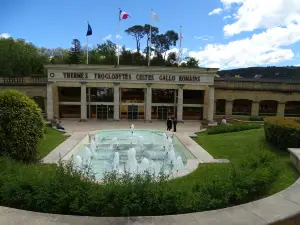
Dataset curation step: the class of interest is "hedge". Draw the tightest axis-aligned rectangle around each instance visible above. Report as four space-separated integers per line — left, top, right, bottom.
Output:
249 116 264 121
0 149 278 216
0 90 45 162
264 117 300 150
208 123 262 135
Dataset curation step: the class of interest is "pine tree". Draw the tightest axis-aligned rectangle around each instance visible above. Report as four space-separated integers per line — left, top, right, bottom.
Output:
68 39 82 64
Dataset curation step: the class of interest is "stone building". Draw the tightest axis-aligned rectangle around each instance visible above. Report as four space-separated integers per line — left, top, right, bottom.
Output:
1 65 299 121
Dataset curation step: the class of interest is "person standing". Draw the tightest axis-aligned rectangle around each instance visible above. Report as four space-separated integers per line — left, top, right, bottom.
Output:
167 117 172 131
172 117 177 132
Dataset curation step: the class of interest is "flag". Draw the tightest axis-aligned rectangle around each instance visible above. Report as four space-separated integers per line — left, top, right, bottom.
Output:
86 23 92 36
119 9 130 20
151 10 160 22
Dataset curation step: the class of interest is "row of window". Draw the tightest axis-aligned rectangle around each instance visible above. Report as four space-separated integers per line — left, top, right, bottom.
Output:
215 99 300 116
58 87 204 104
59 105 203 120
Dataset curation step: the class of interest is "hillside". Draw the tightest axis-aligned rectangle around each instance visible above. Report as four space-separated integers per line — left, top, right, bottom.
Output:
217 66 300 81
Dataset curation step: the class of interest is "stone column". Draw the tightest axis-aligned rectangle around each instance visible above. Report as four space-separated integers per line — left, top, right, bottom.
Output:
80 82 87 121
208 85 215 121
46 82 53 120
251 101 259 116
277 102 285 116
145 84 152 122
177 85 183 121
114 83 120 120
225 100 233 117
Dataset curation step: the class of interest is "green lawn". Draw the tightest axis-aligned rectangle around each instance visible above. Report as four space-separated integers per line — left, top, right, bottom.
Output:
38 127 68 159
193 128 299 194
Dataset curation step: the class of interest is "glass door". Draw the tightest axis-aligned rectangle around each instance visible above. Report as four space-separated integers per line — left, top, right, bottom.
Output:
157 106 174 120
108 105 114 119
128 105 138 120
96 105 108 120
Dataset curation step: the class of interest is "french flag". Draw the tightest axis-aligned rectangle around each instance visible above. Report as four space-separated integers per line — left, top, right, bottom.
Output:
119 9 130 20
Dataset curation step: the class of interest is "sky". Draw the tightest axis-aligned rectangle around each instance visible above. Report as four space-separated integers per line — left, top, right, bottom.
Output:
1 0 300 69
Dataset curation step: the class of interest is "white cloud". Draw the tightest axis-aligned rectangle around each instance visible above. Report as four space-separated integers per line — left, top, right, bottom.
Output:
102 34 112 41
0 33 10 39
208 8 223 16
189 23 300 69
220 0 300 36
116 34 122 40
194 35 214 41
295 64 300 66
223 15 231 20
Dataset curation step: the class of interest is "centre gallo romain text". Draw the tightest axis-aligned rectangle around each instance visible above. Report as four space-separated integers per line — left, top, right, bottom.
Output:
60 72 201 82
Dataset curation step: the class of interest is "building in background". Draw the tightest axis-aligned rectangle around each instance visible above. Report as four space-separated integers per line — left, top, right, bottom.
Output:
1 65 299 121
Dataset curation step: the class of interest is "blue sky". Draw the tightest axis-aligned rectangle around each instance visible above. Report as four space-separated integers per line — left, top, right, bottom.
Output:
1 0 300 69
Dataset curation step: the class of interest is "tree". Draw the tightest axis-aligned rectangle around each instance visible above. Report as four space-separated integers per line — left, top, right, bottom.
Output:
125 25 145 53
0 37 49 76
92 40 117 65
143 24 159 60
0 90 45 163
183 57 199 68
120 46 133 65
68 39 83 64
152 30 179 60
49 48 69 64
166 52 178 66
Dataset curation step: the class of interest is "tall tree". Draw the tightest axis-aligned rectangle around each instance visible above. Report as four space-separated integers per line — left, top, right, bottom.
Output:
0 37 49 76
92 40 117 65
49 48 69 64
166 52 178 66
68 39 82 65
181 57 199 68
152 30 179 60
143 24 159 60
125 25 145 53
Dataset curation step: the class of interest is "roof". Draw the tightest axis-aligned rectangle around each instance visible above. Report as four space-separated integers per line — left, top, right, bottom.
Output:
44 64 220 74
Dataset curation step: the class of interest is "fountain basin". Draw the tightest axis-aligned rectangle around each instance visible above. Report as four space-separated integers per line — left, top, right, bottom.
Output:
64 129 196 180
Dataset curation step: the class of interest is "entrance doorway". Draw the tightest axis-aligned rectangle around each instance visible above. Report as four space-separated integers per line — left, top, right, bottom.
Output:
128 105 138 120
152 106 175 120
96 105 114 119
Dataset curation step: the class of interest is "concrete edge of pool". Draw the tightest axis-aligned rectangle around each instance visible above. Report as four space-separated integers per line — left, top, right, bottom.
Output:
2 148 300 224
42 129 227 181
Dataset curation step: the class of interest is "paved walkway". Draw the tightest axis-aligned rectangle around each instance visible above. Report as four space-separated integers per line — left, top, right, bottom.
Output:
60 119 202 135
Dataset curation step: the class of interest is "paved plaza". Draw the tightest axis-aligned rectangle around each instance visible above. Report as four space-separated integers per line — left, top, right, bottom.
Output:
60 119 202 135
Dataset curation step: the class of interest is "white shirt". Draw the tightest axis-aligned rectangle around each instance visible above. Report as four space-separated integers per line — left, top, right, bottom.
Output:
221 119 227 124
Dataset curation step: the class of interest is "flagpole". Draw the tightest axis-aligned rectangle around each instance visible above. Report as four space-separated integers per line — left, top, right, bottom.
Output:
117 8 121 67
86 35 89 65
148 9 152 67
178 26 182 67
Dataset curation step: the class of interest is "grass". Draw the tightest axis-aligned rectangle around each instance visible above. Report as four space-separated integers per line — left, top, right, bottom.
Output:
193 128 299 194
38 127 68 159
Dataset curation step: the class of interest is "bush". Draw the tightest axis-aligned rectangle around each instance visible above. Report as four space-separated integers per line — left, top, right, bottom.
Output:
0 90 45 163
207 123 262 135
249 116 264 121
0 149 279 217
264 117 300 150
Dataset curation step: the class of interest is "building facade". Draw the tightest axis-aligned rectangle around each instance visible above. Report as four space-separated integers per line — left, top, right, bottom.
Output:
0 65 300 121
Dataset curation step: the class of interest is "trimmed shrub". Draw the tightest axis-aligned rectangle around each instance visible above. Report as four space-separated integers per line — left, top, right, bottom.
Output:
264 117 300 150
207 123 262 135
0 149 278 217
0 90 45 162
249 116 264 121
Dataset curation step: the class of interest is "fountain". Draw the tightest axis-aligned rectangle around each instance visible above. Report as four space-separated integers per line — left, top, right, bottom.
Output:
139 158 150 173
112 152 119 171
73 129 188 180
110 137 119 150
130 124 134 134
74 155 83 169
127 148 138 174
